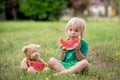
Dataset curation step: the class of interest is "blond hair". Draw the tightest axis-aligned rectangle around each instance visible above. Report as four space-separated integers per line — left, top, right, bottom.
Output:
66 17 86 38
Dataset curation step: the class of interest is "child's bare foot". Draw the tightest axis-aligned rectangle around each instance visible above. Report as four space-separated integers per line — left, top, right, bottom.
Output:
53 73 59 77
72 73 76 76
68 73 76 77
53 72 76 77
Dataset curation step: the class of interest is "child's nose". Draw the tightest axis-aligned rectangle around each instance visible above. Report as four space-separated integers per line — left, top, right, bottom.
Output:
71 31 75 34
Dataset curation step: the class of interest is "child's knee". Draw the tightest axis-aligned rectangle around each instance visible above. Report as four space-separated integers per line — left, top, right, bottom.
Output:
48 57 56 66
83 59 89 68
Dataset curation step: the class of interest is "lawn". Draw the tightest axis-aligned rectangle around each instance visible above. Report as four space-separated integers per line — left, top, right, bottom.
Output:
0 20 120 80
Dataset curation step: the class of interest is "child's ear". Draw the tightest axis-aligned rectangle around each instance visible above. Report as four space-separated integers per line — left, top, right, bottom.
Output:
22 46 28 53
36 44 41 50
80 33 83 38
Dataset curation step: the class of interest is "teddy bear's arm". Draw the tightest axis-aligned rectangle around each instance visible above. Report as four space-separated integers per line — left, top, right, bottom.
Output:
20 58 29 70
37 58 47 66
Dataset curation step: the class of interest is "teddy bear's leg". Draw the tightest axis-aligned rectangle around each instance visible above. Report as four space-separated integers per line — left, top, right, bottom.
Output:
20 58 29 70
43 67 49 71
27 67 37 74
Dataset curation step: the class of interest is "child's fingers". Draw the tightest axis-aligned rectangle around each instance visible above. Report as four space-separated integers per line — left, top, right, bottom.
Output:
74 43 80 51
62 47 67 51
74 43 79 47
62 47 66 49
60 45 63 48
61 45 66 49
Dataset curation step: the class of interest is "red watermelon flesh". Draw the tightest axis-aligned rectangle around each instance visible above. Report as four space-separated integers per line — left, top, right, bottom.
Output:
28 61 46 72
59 36 80 50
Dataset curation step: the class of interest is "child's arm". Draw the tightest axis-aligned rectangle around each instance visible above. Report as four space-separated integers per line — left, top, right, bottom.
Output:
75 43 86 61
58 47 67 61
75 50 86 61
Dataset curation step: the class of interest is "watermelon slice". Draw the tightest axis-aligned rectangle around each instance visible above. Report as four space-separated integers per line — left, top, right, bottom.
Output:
28 61 46 72
59 36 80 50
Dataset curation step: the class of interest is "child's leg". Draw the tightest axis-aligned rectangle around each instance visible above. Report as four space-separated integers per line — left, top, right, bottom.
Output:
48 57 66 71
66 59 89 73
54 59 88 75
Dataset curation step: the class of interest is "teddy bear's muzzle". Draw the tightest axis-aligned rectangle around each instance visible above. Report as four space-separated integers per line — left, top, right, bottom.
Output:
30 52 40 60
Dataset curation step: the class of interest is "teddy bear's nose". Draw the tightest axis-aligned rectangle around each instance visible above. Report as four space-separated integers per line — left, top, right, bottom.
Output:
34 52 39 56
30 52 40 60
32 52 39 57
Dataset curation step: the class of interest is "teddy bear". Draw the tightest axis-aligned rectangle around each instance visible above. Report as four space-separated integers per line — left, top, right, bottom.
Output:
20 44 48 74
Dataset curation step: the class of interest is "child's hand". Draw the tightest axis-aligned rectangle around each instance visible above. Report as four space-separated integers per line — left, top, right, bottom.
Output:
74 43 80 51
61 46 67 53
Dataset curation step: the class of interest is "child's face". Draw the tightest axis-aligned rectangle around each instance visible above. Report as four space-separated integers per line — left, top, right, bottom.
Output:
66 26 81 40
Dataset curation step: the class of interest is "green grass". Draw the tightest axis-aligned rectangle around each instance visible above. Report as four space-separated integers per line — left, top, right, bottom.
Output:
0 20 120 80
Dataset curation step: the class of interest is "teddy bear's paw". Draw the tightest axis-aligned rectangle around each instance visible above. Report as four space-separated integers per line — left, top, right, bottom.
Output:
43 67 50 72
27 67 37 74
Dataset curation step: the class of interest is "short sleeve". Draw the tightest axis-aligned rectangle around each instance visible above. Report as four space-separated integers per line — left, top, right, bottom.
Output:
80 40 88 56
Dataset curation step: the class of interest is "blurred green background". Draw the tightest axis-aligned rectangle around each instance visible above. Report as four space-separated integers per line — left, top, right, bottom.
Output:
0 0 120 21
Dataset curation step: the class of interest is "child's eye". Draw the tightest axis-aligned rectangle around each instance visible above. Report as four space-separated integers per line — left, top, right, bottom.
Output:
75 29 78 32
69 29 72 31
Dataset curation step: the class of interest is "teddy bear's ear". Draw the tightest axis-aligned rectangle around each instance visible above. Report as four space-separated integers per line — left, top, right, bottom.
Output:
22 46 28 53
36 44 41 50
